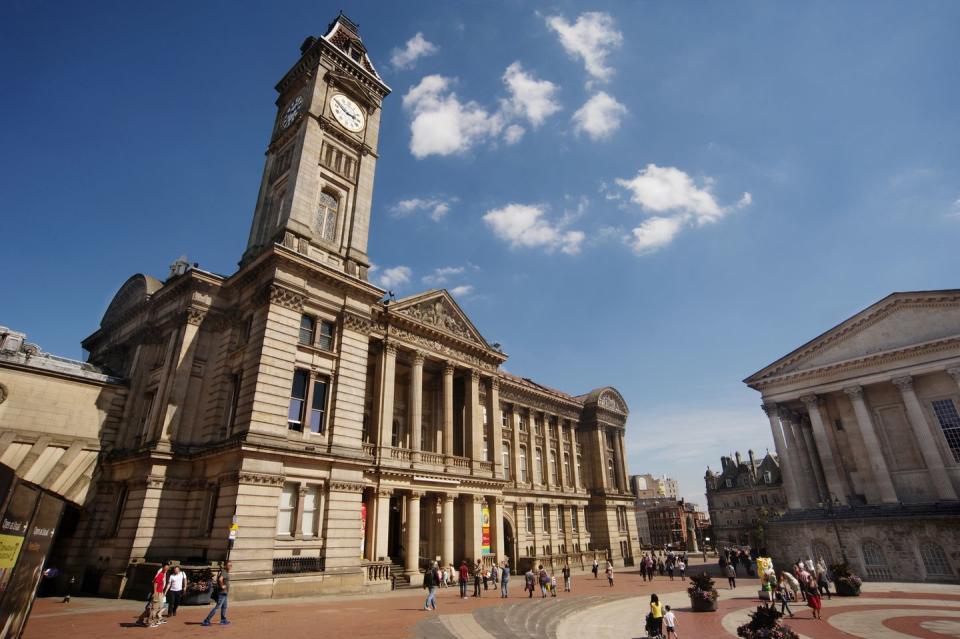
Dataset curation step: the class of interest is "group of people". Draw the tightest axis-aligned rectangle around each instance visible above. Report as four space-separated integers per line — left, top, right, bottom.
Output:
589 558 616 586
135 560 230 628
645 593 679 639
768 557 832 621
422 558 586 610
638 551 687 582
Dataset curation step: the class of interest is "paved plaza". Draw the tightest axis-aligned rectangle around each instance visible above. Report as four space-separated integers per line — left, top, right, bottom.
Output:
22 561 960 639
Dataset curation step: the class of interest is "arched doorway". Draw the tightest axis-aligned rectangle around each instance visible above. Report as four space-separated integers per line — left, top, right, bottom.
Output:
504 518 516 570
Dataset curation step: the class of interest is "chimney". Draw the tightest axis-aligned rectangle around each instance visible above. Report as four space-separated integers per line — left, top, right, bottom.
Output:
735 451 742 467
748 449 757 479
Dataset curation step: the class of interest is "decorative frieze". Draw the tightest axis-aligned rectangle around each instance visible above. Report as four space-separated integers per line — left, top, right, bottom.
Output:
256 283 305 311
225 471 286 487
386 325 496 372
343 310 373 335
396 298 477 343
330 481 365 493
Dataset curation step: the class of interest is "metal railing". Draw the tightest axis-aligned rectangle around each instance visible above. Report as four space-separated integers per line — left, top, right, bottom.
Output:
272 556 325 575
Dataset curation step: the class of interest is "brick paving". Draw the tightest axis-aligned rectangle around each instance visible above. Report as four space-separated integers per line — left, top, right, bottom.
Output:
21 561 960 639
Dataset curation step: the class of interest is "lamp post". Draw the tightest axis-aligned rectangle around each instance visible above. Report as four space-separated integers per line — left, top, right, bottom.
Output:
819 494 847 563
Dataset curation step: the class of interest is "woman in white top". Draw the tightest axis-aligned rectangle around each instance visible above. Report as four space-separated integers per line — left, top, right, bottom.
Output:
164 565 187 616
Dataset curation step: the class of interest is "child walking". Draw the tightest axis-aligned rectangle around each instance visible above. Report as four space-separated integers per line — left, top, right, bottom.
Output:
663 605 679 638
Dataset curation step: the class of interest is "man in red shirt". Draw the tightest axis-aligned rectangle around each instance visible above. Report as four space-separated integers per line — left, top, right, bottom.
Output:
458 561 469 599
148 561 169 627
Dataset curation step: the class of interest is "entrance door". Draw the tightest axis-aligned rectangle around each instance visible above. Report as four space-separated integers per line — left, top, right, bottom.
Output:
388 496 402 560
504 518 516 569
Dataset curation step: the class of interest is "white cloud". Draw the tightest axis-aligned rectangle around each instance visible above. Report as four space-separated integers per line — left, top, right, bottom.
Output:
572 92 627 140
390 32 438 70
391 196 458 221
375 265 412 290
503 124 525 145
629 217 684 254
483 203 584 254
403 75 504 158
450 285 474 297
615 164 752 253
501 62 561 127
545 12 623 83
422 266 466 286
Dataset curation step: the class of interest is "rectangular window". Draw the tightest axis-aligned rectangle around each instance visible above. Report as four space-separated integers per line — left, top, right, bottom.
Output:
932 399 960 462
277 483 297 536
309 378 328 434
501 410 508 427
299 315 315 345
542 504 551 532
301 486 320 538
558 505 565 532
225 373 242 434
317 320 335 350
288 369 309 431
502 443 511 480
482 405 489 426
535 449 543 483
834 418 844 431
572 507 579 533
525 504 534 533
535 418 542 436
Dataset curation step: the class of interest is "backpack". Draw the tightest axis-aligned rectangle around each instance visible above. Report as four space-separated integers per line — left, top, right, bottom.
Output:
210 571 222 598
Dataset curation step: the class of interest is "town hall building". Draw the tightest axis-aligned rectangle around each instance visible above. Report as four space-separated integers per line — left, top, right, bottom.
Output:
0 14 640 599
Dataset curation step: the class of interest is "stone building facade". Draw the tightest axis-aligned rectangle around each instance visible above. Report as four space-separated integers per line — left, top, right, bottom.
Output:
22 15 639 600
745 290 960 583
704 450 785 548
629 473 678 500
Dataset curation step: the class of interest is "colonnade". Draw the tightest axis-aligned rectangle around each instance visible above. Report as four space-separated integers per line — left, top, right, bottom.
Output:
763 367 960 510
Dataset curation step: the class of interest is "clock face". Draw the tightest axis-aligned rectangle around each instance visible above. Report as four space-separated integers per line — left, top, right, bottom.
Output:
330 94 365 132
280 95 303 130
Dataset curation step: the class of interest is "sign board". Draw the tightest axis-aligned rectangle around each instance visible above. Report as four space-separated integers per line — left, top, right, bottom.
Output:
481 504 491 555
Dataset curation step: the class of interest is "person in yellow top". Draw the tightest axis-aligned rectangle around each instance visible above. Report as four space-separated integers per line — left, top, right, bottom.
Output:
648 593 664 638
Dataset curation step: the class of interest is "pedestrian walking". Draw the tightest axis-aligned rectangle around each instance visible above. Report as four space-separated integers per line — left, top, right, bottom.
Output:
500 563 510 598
647 594 664 638
201 561 231 626
725 563 737 589
422 562 439 611
473 561 482 597
592 558 599 579
459 561 469 599
550 573 558 597
663 605 679 638
677 559 685 580
165 565 187 617
538 565 549 598
605 562 614 587
482 566 489 591
562 563 571 592
805 576 822 620
776 574 794 618
149 561 169 627
525 568 535 598
816 569 832 600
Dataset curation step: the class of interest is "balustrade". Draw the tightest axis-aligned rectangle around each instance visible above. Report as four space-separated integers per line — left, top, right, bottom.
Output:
364 560 392 583
389 447 412 461
362 442 375 456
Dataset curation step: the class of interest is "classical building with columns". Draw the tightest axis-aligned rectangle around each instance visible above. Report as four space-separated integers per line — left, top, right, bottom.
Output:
744 290 960 583
1 14 639 600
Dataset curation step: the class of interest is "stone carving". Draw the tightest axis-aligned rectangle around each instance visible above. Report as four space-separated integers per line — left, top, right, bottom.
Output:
761 403 779 417
330 481 365 493
800 394 821 408
231 471 286 487
0 383 6 405
385 325 495 372
598 392 626 413
397 299 477 343
257 284 305 311
185 306 207 326
891 376 914 391
343 311 373 335
843 385 864 400
948 367 960 383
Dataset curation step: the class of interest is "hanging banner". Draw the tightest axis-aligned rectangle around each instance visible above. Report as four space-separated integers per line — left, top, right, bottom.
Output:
360 503 367 557
481 504 491 555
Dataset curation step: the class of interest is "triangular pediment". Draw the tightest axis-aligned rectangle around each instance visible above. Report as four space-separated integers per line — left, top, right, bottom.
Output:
746 290 960 384
390 289 489 347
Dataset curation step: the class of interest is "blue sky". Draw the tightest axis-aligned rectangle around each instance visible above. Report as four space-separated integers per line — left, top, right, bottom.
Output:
2 1 958 505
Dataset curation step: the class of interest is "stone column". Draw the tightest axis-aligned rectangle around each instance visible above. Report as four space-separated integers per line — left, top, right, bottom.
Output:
442 493 456 567
405 491 422 573
463 494 484 562
543 413 553 489
595 427 609 490
569 424 581 489
409 352 424 461
489 378 502 477
948 367 960 392
800 422 829 503
527 411 537 484
780 410 816 507
466 370 483 469
377 343 397 457
294 484 307 539
557 419 568 489
490 497 505 562
442 362 454 460
761 403 803 510
800 395 849 505
844 385 899 504
374 488 393 561
616 430 629 493
892 376 958 501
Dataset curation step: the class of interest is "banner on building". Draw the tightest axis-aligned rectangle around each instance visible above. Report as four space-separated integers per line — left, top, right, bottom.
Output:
481 504 491 555
360 503 367 557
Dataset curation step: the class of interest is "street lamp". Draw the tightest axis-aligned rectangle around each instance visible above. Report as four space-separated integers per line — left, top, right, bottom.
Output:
818 494 848 563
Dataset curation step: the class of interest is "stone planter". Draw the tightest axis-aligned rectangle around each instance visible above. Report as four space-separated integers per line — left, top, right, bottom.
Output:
834 581 861 597
183 589 213 606
690 595 719 612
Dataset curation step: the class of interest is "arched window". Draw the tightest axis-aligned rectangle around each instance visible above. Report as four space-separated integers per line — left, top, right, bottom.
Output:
861 541 891 580
919 542 954 577
576 455 582 485
535 448 543 483
317 191 339 242
550 450 558 484
519 446 528 482
563 453 572 485
812 541 833 566
607 458 616 485
502 442 511 480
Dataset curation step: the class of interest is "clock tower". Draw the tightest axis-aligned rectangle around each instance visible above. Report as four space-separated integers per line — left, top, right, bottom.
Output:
242 13 390 280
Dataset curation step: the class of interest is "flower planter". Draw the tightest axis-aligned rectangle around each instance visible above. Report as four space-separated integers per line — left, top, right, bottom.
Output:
834 581 861 597
183 589 213 606
690 596 718 612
